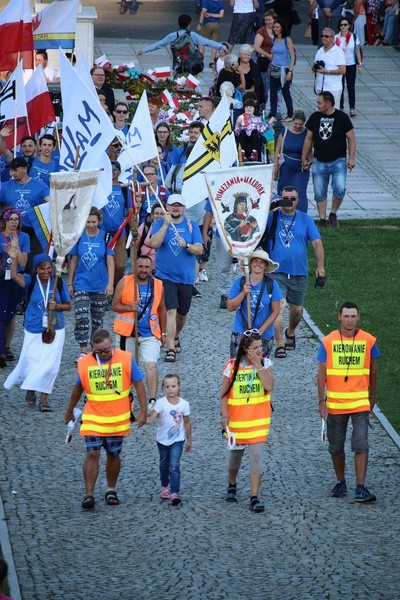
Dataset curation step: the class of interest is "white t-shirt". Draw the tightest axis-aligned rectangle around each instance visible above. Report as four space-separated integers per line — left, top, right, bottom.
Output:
314 45 346 92
153 396 190 446
334 33 359 66
233 0 254 14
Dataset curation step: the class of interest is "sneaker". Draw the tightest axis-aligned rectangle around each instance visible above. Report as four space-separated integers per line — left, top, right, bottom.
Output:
354 484 376 503
350 109 356 117
328 212 340 229
251 149 258 161
219 295 227 309
192 286 202 298
148 398 156 411
171 493 182 506
226 485 238 503
160 486 170 500
198 269 208 282
331 480 347 497
318 218 327 228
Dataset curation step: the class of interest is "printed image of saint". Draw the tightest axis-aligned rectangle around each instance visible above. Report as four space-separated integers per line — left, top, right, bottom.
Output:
224 194 259 242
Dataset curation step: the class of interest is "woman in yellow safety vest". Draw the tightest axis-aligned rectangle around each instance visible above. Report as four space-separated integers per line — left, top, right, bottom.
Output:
220 330 274 513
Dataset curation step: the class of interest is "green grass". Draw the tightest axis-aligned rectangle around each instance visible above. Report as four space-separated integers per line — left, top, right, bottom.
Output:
304 218 400 433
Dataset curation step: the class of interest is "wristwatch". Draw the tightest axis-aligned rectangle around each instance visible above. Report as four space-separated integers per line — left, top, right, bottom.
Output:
185 242 190 249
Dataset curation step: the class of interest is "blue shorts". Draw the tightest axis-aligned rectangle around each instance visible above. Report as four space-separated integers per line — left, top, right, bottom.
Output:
311 157 347 202
84 436 124 456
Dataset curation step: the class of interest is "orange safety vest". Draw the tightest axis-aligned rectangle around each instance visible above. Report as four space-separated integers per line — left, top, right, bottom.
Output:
225 359 271 445
322 329 376 415
78 348 132 437
113 275 163 340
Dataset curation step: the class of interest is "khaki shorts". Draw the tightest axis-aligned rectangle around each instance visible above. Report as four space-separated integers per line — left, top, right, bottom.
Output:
116 334 161 363
202 22 220 41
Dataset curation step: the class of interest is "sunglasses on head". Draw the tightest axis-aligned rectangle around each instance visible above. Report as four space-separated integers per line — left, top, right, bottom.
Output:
243 328 259 337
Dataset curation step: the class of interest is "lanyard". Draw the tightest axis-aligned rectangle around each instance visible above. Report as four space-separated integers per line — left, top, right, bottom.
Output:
280 213 295 246
36 276 50 314
146 186 158 214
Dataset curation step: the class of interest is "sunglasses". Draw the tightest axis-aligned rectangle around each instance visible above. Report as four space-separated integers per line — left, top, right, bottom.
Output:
7 217 20 221
93 347 112 355
340 23 349 26
282 196 297 201
321 34 333 38
115 109 128 114
243 328 259 336
144 172 157 176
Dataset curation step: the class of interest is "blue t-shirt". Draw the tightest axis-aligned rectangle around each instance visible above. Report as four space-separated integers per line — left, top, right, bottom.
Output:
151 217 203 285
204 199 220 238
265 210 320 276
0 178 50 227
317 333 381 362
76 355 143 385
228 276 282 337
0 231 30 273
137 281 153 337
139 187 170 224
69 231 114 292
29 156 60 187
101 185 130 233
23 274 70 333
203 0 224 23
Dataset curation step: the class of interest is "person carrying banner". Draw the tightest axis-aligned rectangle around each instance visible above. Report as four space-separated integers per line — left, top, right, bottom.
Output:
148 194 203 363
29 134 60 187
100 160 131 287
261 186 325 359
0 157 50 273
112 254 167 409
64 329 147 509
227 249 282 358
220 330 274 512
317 301 380 502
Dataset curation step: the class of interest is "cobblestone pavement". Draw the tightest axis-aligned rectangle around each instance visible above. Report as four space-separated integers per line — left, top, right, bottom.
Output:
1 36 400 600
1 250 400 599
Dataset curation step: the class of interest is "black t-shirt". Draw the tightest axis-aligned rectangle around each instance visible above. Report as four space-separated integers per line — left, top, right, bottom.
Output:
217 69 241 95
305 109 353 162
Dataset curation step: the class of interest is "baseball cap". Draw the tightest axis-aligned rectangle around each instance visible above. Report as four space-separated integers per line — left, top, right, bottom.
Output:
8 157 28 170
167 194 185 206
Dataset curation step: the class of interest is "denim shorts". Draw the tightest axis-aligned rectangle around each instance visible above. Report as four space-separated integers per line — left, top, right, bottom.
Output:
84 436 124 456
311 157 347 202
327 412 370 454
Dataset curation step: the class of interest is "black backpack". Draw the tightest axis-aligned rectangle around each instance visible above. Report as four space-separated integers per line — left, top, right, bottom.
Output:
170 31 204 75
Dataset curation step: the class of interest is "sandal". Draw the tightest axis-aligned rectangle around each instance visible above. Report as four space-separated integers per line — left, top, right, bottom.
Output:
250 497 265 513
39 400 52 412
82 495 95 510
164 349 176 363
274 346 287 359
105 490 120 506
25 390 37 406
5 347 15 361
208 62 214 68
284 328 296 350
174 337 181 353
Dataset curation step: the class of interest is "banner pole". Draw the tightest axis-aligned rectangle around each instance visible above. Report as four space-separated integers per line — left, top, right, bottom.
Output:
243 257 252 328
131 168 141 363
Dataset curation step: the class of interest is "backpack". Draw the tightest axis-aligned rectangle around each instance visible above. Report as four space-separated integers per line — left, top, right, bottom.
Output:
22 274 63 314
170 31 204 76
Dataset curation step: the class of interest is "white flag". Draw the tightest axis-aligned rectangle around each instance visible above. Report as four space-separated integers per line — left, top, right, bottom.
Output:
182 95 237 208
204 165 274 257
117 91 158 184
50 169 101 262
33 0 80 50
59 50 116 173
0 61 27 124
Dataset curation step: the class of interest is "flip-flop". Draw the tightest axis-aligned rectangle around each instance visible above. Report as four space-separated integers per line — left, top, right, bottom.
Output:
284 328 296 350
275 346 287 359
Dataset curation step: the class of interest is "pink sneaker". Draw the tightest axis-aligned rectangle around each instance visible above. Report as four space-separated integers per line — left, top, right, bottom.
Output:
171 493 181 506
160 486 170 499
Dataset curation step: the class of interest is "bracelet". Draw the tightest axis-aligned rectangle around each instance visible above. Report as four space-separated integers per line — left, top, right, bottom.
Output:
65 409 73 413
256 366 265 371
161 333 168 337
319 399 326 404
359 63 363 66
68 283 73 286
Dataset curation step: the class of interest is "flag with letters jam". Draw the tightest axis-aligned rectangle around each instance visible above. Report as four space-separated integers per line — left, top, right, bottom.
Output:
204 165 274 257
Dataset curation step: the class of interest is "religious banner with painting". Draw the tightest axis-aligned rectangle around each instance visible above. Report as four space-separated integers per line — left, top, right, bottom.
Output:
203 164 274 257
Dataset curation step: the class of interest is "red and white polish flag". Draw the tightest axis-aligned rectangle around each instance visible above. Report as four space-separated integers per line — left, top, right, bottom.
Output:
0 0 34 71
